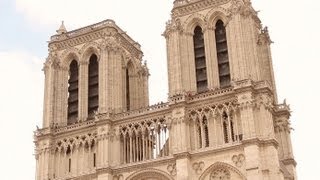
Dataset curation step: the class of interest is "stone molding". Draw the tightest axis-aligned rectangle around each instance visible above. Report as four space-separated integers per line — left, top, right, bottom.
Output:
126 168 174 180
172 0 231 17
199 161 246 180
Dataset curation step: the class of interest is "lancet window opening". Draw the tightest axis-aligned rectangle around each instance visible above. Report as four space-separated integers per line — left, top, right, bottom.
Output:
67 60 79 124
53 136 97 178
195 116 209 149
120 119 169 164
193 26 208 92
126 68 130 111
215 20 231 87
190 104 243 150
88 54 99 117
203 116 209 147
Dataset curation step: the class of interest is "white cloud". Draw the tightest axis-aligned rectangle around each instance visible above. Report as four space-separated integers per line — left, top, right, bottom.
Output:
0 51 43 180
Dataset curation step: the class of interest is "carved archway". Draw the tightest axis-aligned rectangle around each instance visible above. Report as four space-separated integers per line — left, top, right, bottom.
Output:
126 169 173 180
183 13 206 34
199 162 246 180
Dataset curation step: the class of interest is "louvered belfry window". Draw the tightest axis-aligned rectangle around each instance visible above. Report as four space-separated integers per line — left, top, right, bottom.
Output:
88 54 99 116
126 68 130 111
215 20 231 87
67 60 79 124
193 26 208 92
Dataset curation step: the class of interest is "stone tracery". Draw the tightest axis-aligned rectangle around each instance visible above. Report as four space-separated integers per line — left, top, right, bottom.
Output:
189 101 243 149
119 116 170 164
210 168 231 180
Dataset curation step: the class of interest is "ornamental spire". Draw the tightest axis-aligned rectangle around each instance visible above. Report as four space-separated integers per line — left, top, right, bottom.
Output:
56 21 67 35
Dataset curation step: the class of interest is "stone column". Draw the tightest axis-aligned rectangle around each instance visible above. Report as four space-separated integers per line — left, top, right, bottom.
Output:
166 30 183 95
244 144 263 180
42 64 55 128
237 92 256 140
226 14 246 81
111 126 121 166
79 61 89 121
99 48 109 113
185 32 197 93
60 67 69 125
176 157 191 180
204 27 220 89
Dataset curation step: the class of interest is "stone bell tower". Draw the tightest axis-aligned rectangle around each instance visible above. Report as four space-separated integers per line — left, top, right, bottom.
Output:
34 19 149 180
163 0 296 179
34 1 297 180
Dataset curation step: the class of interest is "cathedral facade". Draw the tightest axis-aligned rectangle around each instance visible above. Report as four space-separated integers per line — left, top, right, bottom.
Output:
34 0 297 179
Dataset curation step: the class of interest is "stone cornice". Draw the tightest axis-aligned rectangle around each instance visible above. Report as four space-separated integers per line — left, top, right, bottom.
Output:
48 19 143 59
172 0 231 17
111 156 175 174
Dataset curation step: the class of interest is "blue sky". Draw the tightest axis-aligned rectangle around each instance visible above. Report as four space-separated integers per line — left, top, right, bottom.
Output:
0 0 319 179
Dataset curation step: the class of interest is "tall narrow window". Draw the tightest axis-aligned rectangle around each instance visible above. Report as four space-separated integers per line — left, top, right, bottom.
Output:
193 26 207 92
88 54 99 117
68 158 71 172
215 20 231 87
203 116 209 147
126 66 130 111
68 60 79 124
196 119 202 148
93 153 96 167
222 112 229 143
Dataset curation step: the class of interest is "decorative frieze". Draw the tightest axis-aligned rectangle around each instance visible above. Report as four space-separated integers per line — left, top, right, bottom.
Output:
172 0 231 17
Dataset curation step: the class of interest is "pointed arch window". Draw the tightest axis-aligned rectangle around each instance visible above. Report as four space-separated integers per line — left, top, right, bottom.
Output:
193 26 207 92
67 60 79 124
88 54 99 116
215 20 231 87
126 62 134 111
222 112 229 143
203 116 209 147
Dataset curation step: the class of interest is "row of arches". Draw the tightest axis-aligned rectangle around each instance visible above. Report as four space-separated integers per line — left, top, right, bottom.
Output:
67 54 101 123
193 20 231 92
189 103 243 149
53 133 97 178
119 118 170 164
66 53 136 124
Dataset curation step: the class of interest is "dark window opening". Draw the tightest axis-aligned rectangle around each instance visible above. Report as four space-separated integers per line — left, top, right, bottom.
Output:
68 60 79 124
222 112 229 143
193 26 208 92
197 120 202 148
88 54 99 117
215 20 231 87
203 116 209 147
68 158 71 172
93 153 96 167
126 67 130 111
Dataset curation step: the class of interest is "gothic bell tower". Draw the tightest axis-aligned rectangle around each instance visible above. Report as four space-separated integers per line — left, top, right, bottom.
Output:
163 0 296 179
34 1 297 180
35 19 149 180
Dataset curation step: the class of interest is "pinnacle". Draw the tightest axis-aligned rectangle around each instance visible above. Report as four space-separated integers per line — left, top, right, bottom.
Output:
56 21 67 35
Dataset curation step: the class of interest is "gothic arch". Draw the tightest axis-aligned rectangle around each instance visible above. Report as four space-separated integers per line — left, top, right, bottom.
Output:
205 7 230 27
199 162 246 180
61 47 80 68
183 13 206 34
126 168 173 180
126 59 139 75
80 42 101 63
